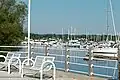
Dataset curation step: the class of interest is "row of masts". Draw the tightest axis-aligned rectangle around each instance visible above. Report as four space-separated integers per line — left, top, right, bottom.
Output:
61 26 120 42
61 0 117 42
62 26 77 41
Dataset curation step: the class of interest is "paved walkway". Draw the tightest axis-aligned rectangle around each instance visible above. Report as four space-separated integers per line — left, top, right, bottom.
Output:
0 70 107 80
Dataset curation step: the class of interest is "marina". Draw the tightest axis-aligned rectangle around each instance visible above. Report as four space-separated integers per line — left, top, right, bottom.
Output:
0 0 120 80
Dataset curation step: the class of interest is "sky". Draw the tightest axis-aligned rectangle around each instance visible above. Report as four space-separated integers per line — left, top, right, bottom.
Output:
25 0 120 35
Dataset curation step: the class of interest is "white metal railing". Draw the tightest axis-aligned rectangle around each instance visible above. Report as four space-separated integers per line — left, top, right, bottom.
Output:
69 69 88 75
0 45 118 79
45 46 118 79
93 65 117 69
0 46 27 48
0 46 28 62
69 62 88 66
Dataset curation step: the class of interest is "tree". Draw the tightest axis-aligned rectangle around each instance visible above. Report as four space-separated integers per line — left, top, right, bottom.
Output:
0 0 27 46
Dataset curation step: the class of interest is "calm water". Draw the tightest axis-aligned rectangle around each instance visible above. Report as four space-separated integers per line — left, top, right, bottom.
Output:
23 46 118 78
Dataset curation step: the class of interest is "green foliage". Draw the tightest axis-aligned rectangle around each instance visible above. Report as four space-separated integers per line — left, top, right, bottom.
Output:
0 0 27 46
29 33 118 42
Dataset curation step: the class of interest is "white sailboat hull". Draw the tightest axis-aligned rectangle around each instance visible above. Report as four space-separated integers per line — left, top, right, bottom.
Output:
93 48 118 57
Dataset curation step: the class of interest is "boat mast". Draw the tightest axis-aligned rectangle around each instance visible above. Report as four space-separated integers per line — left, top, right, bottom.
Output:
85 29 87 42
106 0 109 41
67 28 70 40
103 33 105 41
71 26 73 40
62 28 64 42
109 0 117 42
74 28 76 40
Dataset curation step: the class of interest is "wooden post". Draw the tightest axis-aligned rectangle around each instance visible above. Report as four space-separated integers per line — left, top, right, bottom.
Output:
88 47 94 79
65 44 70 72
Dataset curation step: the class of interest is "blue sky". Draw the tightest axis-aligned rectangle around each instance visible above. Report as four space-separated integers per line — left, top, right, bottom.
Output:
25 0 120 34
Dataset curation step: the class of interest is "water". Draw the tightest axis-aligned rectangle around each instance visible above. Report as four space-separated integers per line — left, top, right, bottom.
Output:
22 46 118 78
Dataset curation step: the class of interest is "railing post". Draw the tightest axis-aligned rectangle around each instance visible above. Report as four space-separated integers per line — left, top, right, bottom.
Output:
45 45 49 56
30 43 31 58
88 47 94 79
65 44 70 72
118 44 120 79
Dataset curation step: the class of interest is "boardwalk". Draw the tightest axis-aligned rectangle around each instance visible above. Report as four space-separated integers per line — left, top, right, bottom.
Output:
0 70 106 80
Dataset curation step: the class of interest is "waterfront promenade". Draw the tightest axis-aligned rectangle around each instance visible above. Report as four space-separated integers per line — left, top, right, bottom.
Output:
0 70 106 80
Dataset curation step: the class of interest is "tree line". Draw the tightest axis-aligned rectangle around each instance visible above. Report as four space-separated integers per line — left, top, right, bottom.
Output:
28 33 118 42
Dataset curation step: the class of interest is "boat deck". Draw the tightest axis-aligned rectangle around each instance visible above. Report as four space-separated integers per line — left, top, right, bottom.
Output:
0 70 107 80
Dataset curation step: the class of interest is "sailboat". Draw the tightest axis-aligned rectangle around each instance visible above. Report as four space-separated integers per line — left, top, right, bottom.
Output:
90 0 118 59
